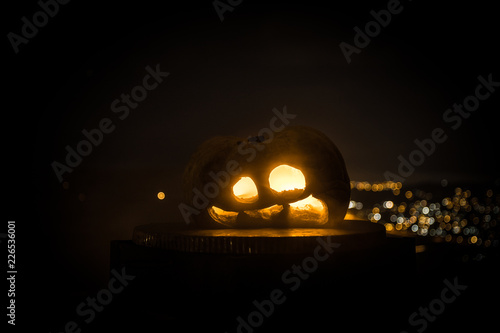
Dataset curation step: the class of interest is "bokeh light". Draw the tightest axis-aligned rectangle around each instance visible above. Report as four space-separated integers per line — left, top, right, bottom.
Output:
347 180 499 248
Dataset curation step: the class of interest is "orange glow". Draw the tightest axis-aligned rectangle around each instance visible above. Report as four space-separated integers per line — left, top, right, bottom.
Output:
208 206 238 225
232 177 259 203
289 195 328 225
157 192 165 200
269 165 306 192
415 244 426 253
245 205 283 220
344 212 366 220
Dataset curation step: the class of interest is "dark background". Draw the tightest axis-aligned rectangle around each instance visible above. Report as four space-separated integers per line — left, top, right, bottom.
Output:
4 0 499 331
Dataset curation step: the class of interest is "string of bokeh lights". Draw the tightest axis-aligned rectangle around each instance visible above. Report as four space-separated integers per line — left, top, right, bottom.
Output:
347 181 499 248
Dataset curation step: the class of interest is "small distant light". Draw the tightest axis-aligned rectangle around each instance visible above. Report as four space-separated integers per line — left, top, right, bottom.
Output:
157 192 165 200
349 200 356 209
374 213 381 221
422 207 430 214
441 179 448 187
405 191 413 199
355 202 363 210
383 201 394 209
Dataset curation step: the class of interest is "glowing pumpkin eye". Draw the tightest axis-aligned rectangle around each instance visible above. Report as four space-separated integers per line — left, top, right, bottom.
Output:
269 165 306 193
232 177 259 203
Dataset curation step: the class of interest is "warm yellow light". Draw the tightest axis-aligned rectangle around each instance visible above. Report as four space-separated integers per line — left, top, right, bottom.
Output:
157 192 165 200
232 177 259 203
289 195 328 225
269 165 306 192
383 200 394 209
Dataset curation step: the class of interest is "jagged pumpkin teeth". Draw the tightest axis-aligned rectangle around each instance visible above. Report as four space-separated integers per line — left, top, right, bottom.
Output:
289 195 329 225
244 205 283 220
208 206 238 225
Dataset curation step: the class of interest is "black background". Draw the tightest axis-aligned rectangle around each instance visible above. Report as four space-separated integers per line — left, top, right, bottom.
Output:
4 0 499 332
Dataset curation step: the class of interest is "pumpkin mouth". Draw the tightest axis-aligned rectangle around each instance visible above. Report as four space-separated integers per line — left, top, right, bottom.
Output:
208 195 329 227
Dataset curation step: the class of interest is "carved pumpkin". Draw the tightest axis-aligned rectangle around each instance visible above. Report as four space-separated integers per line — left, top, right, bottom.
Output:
182 126 350 228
